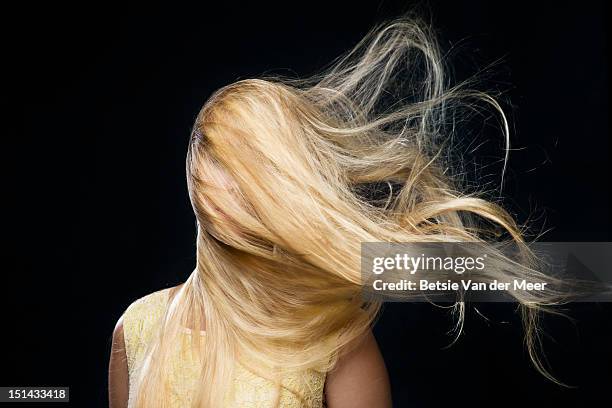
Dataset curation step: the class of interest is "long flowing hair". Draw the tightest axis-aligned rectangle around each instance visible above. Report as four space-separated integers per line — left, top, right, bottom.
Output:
132 15 570 407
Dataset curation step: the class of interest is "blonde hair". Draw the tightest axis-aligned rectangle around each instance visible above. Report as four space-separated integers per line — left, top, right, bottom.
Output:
132 16 570 407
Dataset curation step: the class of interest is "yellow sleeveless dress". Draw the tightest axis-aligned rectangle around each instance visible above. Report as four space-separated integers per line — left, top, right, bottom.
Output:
122 288 327 407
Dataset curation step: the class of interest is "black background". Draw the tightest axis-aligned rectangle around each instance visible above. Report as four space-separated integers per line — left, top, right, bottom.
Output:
3 0 610 406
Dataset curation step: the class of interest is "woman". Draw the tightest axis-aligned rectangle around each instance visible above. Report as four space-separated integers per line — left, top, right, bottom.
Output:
108 15 565 408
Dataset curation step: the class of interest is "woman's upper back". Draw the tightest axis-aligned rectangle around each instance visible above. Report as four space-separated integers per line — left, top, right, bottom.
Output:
121 288 327 407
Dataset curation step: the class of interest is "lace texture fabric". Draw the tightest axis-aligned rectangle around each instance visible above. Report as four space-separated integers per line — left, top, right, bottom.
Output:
122 288 326 407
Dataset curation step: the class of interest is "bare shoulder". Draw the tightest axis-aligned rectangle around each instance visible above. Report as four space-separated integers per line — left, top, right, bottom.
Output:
109 313 129 407
112 314 126 345
324 330 392 408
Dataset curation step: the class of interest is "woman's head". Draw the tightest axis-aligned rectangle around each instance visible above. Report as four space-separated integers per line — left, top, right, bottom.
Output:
134 16 568 407
186 78 380 355
187 80 345 250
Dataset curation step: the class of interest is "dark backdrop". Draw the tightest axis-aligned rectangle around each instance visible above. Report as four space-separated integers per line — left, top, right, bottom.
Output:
3 0 610 406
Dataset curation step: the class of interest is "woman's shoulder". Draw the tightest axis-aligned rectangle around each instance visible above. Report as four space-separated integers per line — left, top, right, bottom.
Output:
120 287 174 369
122 287 174 334
124 288 172 319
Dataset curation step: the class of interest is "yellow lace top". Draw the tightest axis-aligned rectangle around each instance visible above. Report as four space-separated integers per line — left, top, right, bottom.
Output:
122 288 327 407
